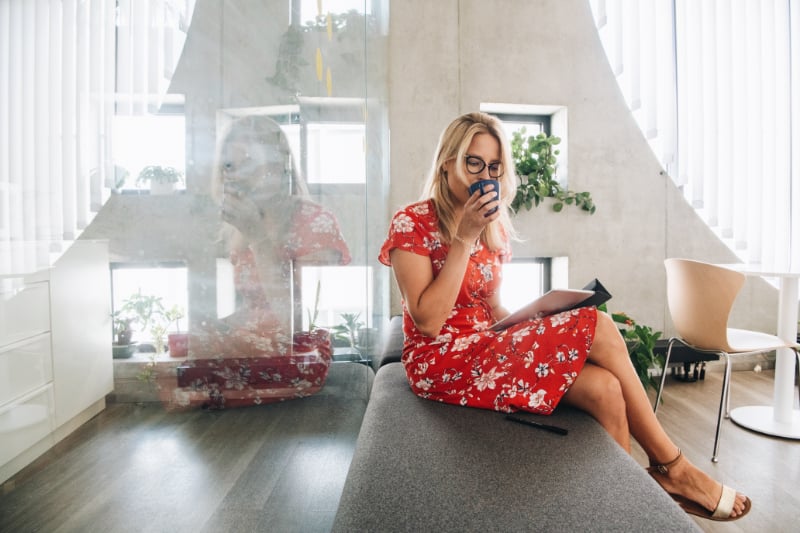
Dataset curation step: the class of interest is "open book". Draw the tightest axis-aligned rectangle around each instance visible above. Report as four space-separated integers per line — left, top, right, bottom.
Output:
490 279 611 331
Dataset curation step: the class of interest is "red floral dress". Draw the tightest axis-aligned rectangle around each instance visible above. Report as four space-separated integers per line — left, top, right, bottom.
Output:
379 199 597 414
162 199 351 410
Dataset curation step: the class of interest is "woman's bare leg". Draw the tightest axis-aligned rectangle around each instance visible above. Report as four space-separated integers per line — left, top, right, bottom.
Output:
561 363 631 451
563 311 749 518
584 312 676 460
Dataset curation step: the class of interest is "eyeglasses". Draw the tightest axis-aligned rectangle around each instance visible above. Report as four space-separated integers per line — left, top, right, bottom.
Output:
464 155 504 178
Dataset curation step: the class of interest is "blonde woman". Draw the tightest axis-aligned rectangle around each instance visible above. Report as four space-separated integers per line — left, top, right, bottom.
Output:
173 115 350 409
379 111 749 522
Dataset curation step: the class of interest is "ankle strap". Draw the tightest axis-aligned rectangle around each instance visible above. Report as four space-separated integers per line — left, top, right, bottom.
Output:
650 448 682 475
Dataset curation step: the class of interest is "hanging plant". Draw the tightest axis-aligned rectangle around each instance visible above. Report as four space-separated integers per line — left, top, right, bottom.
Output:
266 10 379 100
510 128 596 214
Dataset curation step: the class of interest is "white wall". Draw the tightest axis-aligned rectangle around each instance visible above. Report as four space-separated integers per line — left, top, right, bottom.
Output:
386 0 779 335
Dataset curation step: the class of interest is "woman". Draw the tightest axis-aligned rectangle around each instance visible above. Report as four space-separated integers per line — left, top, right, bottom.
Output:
379 112 750 521
167 115 350 409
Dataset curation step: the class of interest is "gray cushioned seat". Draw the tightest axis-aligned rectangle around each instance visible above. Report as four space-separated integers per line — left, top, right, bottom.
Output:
333 362 700 532
370 314 404 373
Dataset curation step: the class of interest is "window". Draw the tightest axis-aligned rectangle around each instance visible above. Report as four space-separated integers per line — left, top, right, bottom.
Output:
112 0 192 193
110 263 188 344
305 123 366 184
301 265 374 330
225 103 366 185
112 115 186 192
482 103 569 189
500 259 551 313
492 112 551 139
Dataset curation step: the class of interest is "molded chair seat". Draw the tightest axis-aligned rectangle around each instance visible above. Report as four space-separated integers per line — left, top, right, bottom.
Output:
657 258 800 463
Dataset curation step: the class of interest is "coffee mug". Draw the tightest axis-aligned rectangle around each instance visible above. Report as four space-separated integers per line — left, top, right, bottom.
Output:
468 179 500 216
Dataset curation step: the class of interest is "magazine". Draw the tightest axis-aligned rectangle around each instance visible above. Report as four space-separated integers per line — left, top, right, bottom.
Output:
490 278 611 331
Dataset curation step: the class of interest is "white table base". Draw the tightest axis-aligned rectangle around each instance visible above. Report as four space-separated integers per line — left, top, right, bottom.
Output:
720 267 800 439
730 405 800 439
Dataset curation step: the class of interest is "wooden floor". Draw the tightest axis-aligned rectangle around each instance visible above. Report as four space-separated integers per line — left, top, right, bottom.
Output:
1 364 798 532
631 367 800 533
0 363 373 533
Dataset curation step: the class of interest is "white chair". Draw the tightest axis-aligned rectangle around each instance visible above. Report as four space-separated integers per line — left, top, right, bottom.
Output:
656 258 800 462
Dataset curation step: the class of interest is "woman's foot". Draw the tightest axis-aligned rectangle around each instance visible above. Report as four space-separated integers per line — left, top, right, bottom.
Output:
647 449 751 521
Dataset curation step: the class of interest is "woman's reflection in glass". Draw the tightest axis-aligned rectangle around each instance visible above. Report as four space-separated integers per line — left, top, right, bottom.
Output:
165 115 350 409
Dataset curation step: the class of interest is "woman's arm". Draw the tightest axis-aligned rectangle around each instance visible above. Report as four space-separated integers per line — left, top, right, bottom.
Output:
391 192 499 337
222 188 297 334
390 238 472 338
485 289 510 322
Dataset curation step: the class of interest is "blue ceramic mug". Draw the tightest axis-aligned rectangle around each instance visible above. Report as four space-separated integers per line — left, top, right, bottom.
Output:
468 179 500 216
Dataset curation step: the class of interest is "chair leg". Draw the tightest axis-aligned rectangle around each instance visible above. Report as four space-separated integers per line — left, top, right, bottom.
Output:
724 352 733 418
712 352 731 463
654 338 676 413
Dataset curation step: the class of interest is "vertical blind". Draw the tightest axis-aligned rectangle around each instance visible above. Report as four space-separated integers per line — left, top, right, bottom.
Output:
591 0 799 269
0 0 190 273
0 0 114 251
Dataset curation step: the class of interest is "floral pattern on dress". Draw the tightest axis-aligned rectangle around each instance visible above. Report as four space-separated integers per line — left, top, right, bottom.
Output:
378 199 597 415
162 199 350 410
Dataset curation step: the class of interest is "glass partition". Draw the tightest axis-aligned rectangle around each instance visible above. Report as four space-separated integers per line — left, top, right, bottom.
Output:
5 0 391 409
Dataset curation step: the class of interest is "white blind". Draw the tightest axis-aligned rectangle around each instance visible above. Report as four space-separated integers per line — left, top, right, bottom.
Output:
591 0 798 269
0 0 115 250
0 0 191 274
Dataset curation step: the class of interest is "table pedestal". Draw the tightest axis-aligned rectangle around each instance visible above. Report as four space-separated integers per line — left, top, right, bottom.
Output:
730 405 800 439
730 275 799 439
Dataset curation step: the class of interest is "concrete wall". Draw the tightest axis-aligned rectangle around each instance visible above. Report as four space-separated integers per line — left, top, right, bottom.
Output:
386 0 779 336
82 0 781 339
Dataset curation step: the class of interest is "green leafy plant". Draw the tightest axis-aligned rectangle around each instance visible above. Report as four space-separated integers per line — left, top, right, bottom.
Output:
331 312 365 349
510 128 596 214
164 304 185 333
136 165 184 186
116 290 166 334
266 10 380 100
599 304 664 395
112 313 134 346
114 291 185 381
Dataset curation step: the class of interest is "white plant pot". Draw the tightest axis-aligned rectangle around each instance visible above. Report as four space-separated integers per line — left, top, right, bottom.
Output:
150 181 176 195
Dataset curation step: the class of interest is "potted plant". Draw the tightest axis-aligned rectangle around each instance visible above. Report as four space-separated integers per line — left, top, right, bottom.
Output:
294 280 332 358
136 165 183 195
116 290 166 351
331 312 364 349
598 303 664 395
116 295 184 382
111 312 137 359
165 305 188 358
510 128 596 214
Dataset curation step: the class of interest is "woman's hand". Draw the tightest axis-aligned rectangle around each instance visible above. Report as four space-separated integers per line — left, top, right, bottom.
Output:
221 181 294 242
456 185 501 242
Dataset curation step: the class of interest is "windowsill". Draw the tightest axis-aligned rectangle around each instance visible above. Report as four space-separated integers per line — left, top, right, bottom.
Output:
112 351 187 379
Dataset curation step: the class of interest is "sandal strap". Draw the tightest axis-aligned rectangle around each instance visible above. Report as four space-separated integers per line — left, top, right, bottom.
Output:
647 448 682 475
712 485 736 519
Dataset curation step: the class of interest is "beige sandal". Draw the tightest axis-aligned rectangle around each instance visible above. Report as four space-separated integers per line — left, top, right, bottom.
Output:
647 449 752 522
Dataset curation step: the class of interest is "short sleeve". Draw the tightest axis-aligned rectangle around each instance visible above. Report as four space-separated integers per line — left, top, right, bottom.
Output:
378 200 437 266
285 199 351 265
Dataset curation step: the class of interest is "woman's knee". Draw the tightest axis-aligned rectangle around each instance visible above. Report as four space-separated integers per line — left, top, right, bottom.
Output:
567 365 626 419
590 311 627 359
592 367 626 411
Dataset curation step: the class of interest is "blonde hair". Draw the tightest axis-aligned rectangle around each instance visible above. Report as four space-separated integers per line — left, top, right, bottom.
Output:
421 112 517 250
210 115 308 204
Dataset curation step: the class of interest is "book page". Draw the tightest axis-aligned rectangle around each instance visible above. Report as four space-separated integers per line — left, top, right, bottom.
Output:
490 289 595 331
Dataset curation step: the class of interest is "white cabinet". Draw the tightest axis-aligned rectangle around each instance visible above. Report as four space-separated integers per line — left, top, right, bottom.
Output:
0 240 112 484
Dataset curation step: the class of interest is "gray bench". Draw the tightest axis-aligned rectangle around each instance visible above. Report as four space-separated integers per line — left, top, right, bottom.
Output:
333 318 700 532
